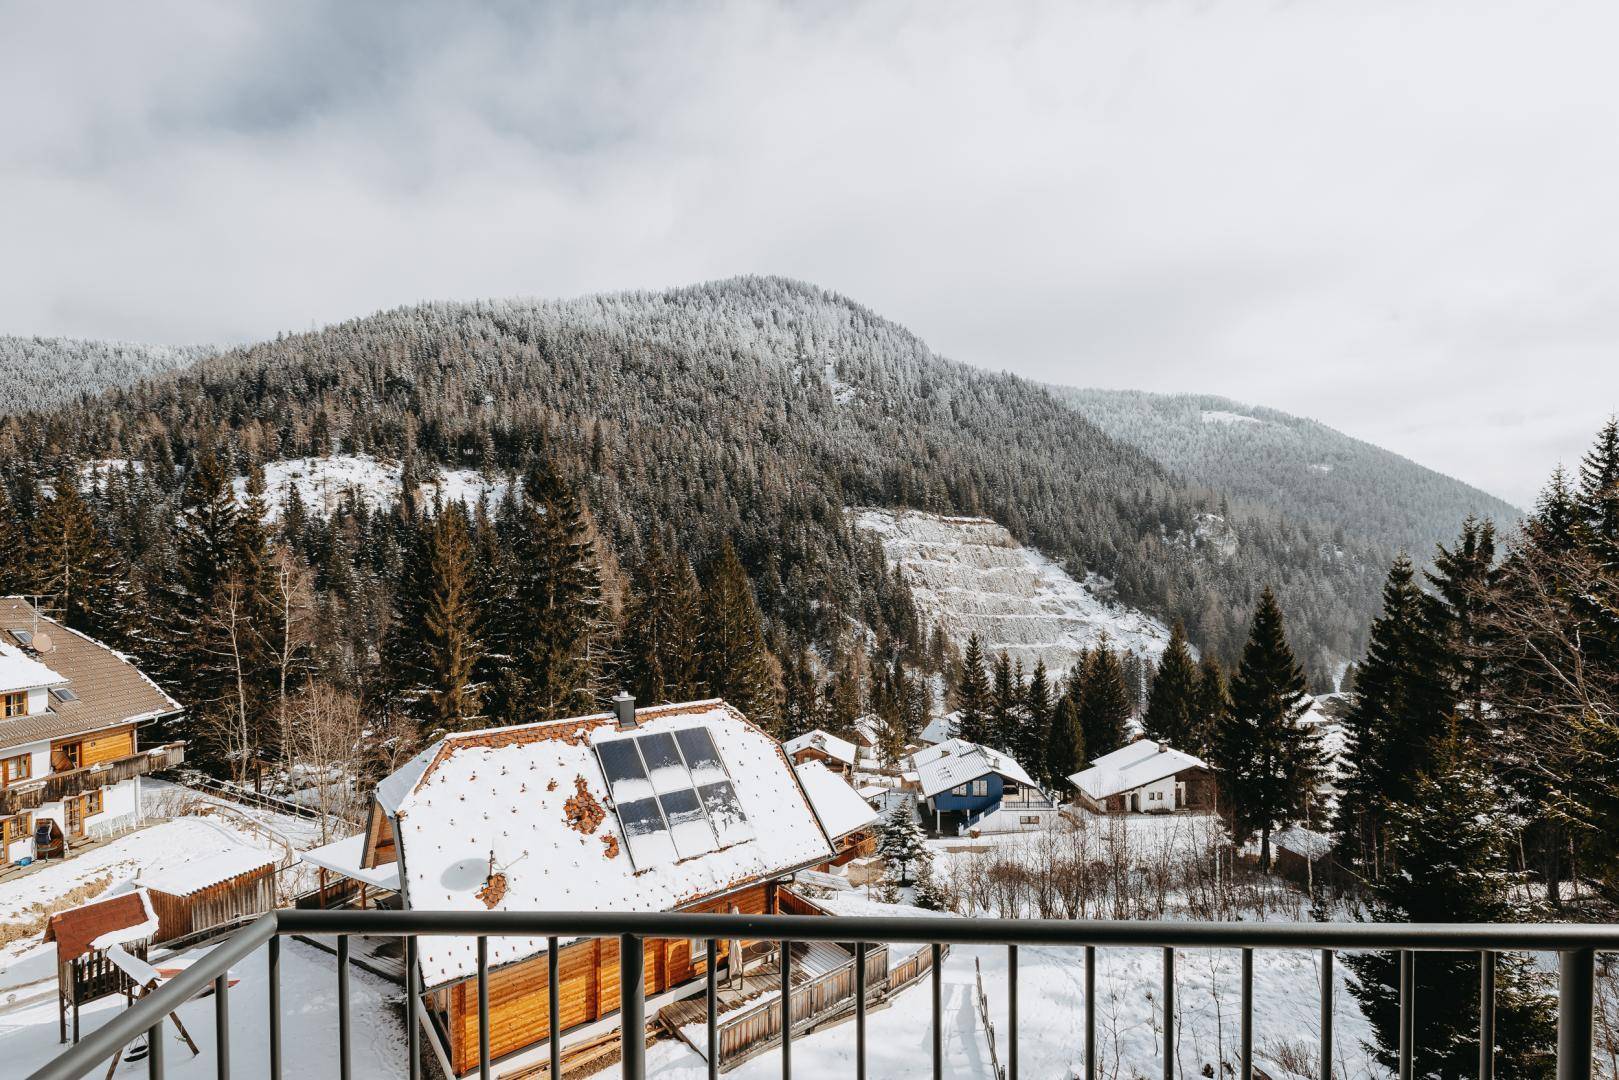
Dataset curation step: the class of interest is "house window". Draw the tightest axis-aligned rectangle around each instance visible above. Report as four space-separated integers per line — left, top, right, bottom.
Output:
1 813 31 848
0 754 29 786
53 741 81 770
952 784 968 796
1021 815 1040 825
86 790 104 816
2 692 25 718
971 779 989 797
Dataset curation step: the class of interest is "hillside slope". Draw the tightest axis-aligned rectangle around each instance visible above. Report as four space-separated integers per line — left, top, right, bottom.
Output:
0 335 211 411
1052 387 1521 560
5 278 1385 678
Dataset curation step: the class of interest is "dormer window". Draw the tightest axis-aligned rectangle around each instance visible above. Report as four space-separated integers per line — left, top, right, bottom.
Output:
3 691 26 718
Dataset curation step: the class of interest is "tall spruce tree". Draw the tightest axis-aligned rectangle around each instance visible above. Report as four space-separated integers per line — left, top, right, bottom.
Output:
699 542 783 733
1044 690 1085 787
1191 656 1227 758
621 534 705 705
1334 556 1451 881
989 651 1021 752
1425 517 1498 736
1345 736 1556 1080
0 480 27 594
1076 642 1130 760
1142 620 1199 748
1021 659 1052 775
29 469 134 645
1213 588 1323 870
954 634 991 743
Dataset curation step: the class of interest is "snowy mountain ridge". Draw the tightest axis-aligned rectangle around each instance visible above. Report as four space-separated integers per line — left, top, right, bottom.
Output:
852 508 1174 677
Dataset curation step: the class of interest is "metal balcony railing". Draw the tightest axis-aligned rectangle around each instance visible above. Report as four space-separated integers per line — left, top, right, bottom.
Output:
25 909 1619 1080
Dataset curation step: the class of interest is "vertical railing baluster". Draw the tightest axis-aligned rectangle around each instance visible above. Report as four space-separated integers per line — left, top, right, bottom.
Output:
855 942 868 1080
1479 951 1495 1080
707 940 719 1080
1240 948 1253 1080
477 936 491 1080
1009 944 1019 1080
1086 945 1097 1080
621 934 645 1080
549 937 562 1080
268 935 282 1080
932 943 944 1080
1398 950 1414 1080
1162 947 1175 1080
1557 949 1595 1080
781 940 793 1079
338 935 352 1080
1319 950 1333 1080
214 972 230 1080
147 1015 165 1080
405 935 421 1080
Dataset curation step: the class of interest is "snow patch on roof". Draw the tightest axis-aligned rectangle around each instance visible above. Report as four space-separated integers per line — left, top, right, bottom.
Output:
0 640 67 694
131 845 279 897
911 738 1038 799
1069 739 1210 802
795 761 880 841
783 729 857 767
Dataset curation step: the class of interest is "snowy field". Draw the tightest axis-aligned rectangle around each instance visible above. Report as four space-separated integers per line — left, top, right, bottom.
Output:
852 508 1173 678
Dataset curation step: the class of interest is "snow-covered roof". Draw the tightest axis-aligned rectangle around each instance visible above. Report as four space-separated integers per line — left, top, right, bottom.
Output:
300 833 402 892
783 729 857 767
0 640 66 695
910 738 1038 800
133 846 279 897
1272 826 1333 861
44 889 158 962
381 699 837 989
794 761 880 841
917 713 957 746
852 715 880 748
856 784 889 801
1068 738 1210 802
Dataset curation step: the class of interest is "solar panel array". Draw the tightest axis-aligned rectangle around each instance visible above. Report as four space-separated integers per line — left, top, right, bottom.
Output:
594 725 756 869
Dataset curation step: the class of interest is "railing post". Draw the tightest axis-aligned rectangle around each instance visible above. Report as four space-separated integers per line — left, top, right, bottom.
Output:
1398 950 1414 1080
147 1015 164 1080
476 936 490 1080
405 935 421 1080
621 933 645 1080
1240 948 1253 1080
1319 950 1333 1080
1162 947 1175 1080
549 937 562 1080
268 935 281 1080
213 972 230 1080
1009 944 1019 1080
337 935 351 1080
781 940 793 1079
932 943 943 1080
707 940 719 1080
1557 948 1594 1080
855 941 867 1080
1085 945 1097 1080
1479 951 1495 1080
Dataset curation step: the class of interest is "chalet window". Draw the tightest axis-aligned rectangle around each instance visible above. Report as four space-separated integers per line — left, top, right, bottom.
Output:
971 779 989 797
54 742 81 770
86 790 104 816
952 784 968 796
1 813 30 848
2 692 25 718
1 754 29 786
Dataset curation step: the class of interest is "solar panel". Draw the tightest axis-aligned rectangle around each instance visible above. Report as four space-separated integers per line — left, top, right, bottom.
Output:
596 738 652 803
657 787 718 859
51 687 79 703
9 629 32 646
674 727 727 785
635 731 688 794
698 780 754 846
616 796 678 868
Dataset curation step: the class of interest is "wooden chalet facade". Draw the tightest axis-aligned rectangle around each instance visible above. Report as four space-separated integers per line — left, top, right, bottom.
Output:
1 597 185 864
303 697 848 1078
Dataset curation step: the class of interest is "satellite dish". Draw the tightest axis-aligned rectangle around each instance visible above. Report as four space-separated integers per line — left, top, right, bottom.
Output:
33 631 54 654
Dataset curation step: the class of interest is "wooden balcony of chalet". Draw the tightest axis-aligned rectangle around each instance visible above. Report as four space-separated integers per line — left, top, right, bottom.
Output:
0 742 185 816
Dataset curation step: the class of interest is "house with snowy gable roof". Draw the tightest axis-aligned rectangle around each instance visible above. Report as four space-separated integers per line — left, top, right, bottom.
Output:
1068 738 1216 814
299 695 853 1078
908 738 1059 836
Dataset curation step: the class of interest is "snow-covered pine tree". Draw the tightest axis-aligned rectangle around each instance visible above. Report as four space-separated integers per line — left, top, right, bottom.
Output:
1334 556 1450 882
876 801 931 885
621 533 705 706
989 651 1021 753
1142 619 1199 748
1425 517 1498 737
1345 735 1555 1080
954 634 991 743
28 467 134 646
1212 588 1323 870
1021 659 1052 776
1076 641 1130 760
699 541 783 734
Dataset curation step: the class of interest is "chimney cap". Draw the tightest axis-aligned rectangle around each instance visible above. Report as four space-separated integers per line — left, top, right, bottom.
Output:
612 691 637 729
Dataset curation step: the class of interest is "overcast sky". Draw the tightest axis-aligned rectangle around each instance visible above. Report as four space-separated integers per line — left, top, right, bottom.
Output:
3 1 1616 506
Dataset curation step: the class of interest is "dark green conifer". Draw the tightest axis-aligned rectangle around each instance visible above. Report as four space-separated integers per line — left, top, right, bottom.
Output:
1142 620 1199 748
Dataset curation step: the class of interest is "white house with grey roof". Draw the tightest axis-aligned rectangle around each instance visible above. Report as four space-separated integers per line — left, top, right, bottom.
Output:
1068 738 1216 814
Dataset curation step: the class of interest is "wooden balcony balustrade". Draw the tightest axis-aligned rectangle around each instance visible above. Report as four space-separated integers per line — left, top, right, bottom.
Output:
0 743 185 816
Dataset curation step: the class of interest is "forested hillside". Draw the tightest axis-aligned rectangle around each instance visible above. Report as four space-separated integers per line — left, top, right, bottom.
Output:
0 335 211 410
1052 388 1520 561
0 278 1390 683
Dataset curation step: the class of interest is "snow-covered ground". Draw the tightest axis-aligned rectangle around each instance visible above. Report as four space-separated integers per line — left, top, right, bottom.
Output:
852 508 1173 677
232 454 510 521
3 937 406 1079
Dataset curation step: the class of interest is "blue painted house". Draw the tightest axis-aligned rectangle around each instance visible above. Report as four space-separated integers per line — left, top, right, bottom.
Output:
909 738 1057 835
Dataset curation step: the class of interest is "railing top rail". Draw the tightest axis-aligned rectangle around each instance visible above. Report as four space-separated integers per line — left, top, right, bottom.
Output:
275 908 1619 953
